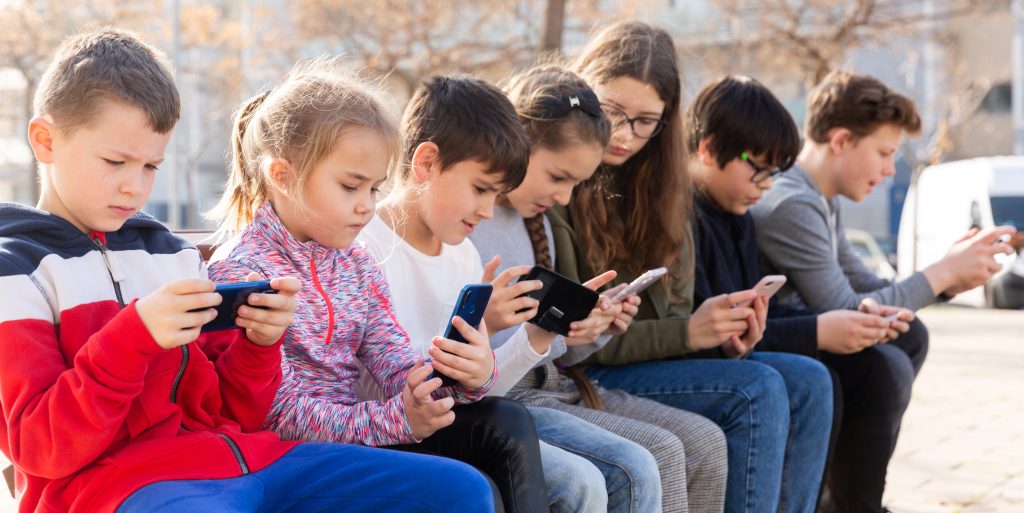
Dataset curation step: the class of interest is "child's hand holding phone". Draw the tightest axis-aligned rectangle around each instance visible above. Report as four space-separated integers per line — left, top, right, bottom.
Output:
402 360 456 440
564 270 619 344
721 295 768 358
481 256 543 334
857 298 914 343
688 290 757 350
817 310 892 354
235 273 301 346
137 278 224 350
428 316 495 390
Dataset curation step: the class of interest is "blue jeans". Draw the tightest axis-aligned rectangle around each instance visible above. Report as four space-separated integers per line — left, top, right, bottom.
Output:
117 443 493 513
749 352 833 513
588 353 832 513
529 406 662 513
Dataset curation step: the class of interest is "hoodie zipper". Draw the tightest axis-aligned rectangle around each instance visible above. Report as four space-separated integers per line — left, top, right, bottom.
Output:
309 258 335 345
91 237 126 308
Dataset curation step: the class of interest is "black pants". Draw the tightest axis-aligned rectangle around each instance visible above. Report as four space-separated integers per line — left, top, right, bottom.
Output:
389 396 547 513
820 318 929 513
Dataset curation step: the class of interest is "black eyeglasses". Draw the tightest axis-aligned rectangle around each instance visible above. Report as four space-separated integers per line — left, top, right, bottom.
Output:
600 104 666 139
741 152 784 184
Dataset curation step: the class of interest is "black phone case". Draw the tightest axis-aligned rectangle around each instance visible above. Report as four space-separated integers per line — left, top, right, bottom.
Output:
433 284 493 387
201 281 276 332
519 266 599 336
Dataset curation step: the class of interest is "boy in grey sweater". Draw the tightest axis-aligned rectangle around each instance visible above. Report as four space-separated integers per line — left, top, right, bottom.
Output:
750 70 1016 513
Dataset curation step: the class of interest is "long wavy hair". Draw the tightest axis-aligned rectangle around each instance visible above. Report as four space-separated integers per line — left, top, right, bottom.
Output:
571 21 692 289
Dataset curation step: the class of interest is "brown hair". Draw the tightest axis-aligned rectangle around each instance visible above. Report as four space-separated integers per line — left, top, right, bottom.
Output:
34 28 179 134
571 21 691 286
503 64 611 269
805 70 921 144
208 58 400 234
399 75 530 191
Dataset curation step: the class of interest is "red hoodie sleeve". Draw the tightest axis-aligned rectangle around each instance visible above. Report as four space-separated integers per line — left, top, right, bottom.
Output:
197 330 284 432
0 295 163 479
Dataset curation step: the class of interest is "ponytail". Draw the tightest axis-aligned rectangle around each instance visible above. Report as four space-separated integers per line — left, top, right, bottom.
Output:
207 90 271 236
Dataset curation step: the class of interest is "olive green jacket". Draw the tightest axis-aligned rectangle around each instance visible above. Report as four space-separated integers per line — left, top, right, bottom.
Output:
548 205 708 365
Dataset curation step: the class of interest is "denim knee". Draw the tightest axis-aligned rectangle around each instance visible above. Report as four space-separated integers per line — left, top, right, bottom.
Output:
732 362 790 427
540 442 607 513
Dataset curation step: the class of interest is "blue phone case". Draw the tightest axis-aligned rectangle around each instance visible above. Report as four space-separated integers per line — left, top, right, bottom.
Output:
431 284 493 386
200 280 276 332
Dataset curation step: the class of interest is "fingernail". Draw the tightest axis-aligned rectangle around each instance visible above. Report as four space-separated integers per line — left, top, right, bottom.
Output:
250 295 260 304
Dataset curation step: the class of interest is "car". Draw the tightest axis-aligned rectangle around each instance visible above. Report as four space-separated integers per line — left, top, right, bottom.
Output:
846 228 897 280
897 156 1024 308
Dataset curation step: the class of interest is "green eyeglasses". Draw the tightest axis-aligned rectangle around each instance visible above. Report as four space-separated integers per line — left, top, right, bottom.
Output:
741 152 784 184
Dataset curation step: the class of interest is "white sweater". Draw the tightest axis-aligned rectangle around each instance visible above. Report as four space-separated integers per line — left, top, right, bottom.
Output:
359 216 549 396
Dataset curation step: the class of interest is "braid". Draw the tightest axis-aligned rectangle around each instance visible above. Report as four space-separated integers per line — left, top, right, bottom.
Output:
523 214 553 269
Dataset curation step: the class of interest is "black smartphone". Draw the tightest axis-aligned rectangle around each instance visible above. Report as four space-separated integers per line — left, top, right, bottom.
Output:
200 280 276 332
517 266 599 336
431 284 493 386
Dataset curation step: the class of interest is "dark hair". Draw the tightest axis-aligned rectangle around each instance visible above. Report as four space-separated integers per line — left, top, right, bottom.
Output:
503 64 611 152
571 21 690 284
34 28 179 134
805 70 921 143
400 75 530 191
685 75 800 171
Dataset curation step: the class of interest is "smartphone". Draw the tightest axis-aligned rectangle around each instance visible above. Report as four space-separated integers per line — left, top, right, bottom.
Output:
431 284 493 386
732 275 787 308
609 267 668 303
200 280 276 332
515 266 599 336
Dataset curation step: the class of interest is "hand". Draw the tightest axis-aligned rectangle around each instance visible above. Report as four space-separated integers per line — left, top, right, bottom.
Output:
401 360 456 440
817 309 891 354
688 290 757 350
925 225 1017 296
607 294 641 336
722 295 768 358
565 297 620 345
136 278 222 350
564 270 620 344
481 256 543 334
427 316 495 389
237 273 301 347
858 298 914 342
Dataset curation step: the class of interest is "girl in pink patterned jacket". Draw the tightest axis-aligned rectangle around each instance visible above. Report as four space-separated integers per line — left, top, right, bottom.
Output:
206 61 547 512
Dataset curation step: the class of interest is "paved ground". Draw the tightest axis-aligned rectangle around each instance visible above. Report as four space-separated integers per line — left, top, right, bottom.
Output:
1 306 1021 513
883 306 1024 513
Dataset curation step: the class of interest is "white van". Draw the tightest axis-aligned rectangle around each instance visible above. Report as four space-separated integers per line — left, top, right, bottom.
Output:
897 156 1024 308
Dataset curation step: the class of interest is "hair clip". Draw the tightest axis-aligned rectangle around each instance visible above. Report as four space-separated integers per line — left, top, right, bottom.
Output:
569 96 581 108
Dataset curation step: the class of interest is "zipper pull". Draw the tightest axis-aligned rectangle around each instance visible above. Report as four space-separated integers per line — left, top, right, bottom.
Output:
92 237 127 284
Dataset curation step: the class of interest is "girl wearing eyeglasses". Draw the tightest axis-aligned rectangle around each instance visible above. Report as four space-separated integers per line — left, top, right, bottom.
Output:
547 22 834 513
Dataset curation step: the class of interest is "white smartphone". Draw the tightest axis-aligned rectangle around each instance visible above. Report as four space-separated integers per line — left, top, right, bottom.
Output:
609 267 668 303
732 275 787 308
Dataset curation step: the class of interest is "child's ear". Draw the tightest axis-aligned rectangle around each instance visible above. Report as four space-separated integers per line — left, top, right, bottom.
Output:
827 128 852 155
27 117 56 164
411 142 440 184
697 137 718 167
266 158 293 193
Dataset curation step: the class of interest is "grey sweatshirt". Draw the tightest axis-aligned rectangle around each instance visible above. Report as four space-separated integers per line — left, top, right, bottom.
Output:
749 164 937 311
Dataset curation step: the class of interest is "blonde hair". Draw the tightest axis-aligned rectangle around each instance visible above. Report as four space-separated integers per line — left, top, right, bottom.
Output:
208 58 400 234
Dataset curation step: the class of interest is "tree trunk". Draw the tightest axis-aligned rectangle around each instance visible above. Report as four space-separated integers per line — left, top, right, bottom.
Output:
541 0 566 54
